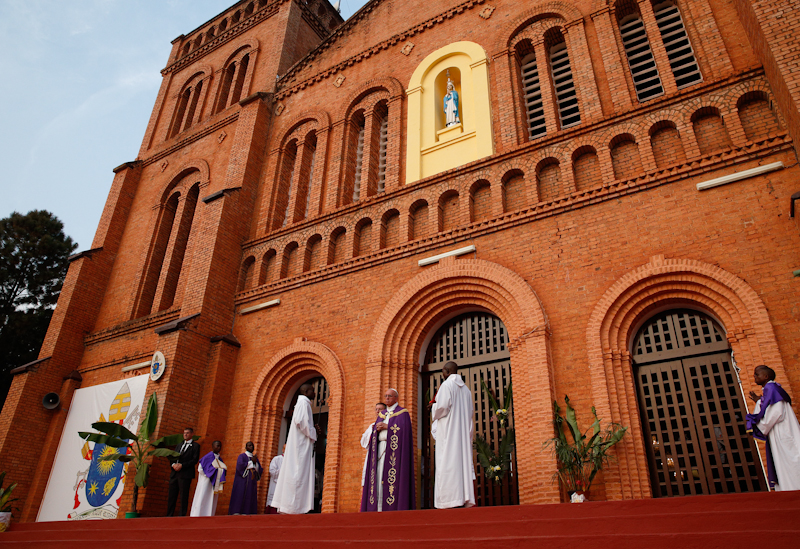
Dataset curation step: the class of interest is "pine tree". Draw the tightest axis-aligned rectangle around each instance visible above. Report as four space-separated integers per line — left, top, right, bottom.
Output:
0 210 77 411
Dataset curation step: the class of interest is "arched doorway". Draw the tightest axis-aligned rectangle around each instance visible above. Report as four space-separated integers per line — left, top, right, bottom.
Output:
280 376 329 513
421 311 519 508
633 309 766 497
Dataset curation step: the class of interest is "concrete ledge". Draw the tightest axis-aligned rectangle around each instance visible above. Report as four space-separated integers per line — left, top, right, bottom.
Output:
154 313 200 335
419 245 476 267
10 356 51 375
121 361 152 373
240 299 280 315
696 161 784 191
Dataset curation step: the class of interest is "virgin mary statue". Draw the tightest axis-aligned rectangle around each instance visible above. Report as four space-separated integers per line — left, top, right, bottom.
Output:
443 78 460 127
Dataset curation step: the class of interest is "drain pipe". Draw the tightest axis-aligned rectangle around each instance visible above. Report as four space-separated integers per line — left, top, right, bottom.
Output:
730 351 770 490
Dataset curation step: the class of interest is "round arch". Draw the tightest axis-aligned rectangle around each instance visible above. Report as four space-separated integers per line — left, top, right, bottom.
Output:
243 338 346 513
365 256 558 504
586 254 789 501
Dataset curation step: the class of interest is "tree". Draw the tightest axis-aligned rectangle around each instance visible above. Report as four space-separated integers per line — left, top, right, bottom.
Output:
0 210 77 411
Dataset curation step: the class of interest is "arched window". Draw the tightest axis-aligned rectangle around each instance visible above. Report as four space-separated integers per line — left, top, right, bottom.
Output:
215 51 252 113
548 39 580 128
653 1 702 88
352 122 365 202
376 108 389 194
272 140 297 230
520 50 546 139
169 75 206 138
619 12 664 101
134 179 201 318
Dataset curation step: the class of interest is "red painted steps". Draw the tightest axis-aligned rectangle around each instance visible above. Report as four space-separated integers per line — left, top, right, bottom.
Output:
3 491 799 548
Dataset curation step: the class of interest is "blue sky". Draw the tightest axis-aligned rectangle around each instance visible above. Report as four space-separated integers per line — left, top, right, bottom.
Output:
0 0 368 250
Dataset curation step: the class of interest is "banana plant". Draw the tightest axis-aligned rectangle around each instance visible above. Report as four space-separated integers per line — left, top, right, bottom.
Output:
78 393 194 513
473 380 515 483
0 471 18 514
545 395 627 494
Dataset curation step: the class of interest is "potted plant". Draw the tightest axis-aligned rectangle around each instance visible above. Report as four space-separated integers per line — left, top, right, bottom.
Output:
0 472 18 532
544 396 627 502
79 393 194 517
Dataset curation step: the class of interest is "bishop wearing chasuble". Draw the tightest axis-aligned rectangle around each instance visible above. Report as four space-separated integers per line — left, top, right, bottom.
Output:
361 389 416 511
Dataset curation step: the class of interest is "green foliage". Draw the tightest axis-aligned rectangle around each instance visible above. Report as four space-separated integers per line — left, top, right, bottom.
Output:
0 471 18 514
472 380 515 484
544 396 627 494
0 210 77 411
78 392 187 512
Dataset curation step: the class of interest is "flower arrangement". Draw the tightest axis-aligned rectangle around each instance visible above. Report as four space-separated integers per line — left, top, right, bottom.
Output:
0 471 18 531
473 380 514 484
544 396 627 500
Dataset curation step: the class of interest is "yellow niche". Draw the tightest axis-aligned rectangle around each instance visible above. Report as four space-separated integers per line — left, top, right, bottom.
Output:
405 41 494 184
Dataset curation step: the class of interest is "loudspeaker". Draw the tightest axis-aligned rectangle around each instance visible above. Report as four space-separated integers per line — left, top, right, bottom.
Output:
42 392 60 410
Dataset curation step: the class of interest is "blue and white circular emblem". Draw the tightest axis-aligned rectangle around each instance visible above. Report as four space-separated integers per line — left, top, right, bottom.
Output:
150 351 166 381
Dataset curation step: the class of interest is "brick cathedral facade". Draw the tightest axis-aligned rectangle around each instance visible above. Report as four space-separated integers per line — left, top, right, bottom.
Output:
2 0 799 519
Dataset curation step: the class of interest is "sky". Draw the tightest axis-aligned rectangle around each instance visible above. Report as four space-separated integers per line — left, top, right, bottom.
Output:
0 0 369 250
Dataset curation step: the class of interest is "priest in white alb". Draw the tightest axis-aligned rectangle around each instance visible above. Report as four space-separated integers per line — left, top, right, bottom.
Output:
430 361 475 508
271 383 318 513
189 440 227 516
747 365 800 491
361 402 387 486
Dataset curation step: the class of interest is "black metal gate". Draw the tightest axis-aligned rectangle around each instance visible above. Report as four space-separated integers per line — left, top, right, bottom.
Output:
421 312 519 508
633 309 765 497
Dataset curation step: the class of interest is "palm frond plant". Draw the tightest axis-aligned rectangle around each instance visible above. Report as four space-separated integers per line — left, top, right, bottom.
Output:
0 471 19 531
78 393 194 515
473 380 515 484
544 396 627 497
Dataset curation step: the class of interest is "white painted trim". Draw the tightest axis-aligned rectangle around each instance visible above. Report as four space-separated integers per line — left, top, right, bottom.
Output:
696 161 784 191
241 298 281 315
418 245 476 267
121 361 151 373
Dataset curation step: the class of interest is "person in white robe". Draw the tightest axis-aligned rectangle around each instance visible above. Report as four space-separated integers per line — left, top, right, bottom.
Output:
189 440 227 517
271 384 318 514
266 445 284 513
430 361 475 509
747 365 800 491
361 403 387 486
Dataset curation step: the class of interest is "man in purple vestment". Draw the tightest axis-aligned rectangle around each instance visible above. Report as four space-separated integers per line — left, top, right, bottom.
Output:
360 389 416 512
746 365 800 490
228 441 263 515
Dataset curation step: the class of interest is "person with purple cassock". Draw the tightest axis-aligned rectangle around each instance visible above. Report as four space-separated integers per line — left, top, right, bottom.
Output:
228 441 263 515
360 388 416 512
746 365 800 491
190 440 227 516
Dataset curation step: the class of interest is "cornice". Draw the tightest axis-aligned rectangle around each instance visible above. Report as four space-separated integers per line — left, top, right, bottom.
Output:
162 2 281 76
275 0 486 100
236 134 792 307
85 308 181 347
139 112 239 167
250 70 770 247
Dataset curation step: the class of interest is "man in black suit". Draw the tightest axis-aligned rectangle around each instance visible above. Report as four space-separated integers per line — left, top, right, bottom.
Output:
166 427 201 516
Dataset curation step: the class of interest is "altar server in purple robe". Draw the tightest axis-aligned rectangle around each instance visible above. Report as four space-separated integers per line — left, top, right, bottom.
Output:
430 361 475 508
271 384 317 514
360 389 416 512
190 440 227 516
228 441 263 515
747 365 800 491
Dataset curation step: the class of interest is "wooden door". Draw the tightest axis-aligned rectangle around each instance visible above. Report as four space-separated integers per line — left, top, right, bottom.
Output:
634 310 766 497
421 312 518 508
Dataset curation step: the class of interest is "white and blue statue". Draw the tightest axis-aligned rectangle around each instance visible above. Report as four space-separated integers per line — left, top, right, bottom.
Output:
443 78 460 127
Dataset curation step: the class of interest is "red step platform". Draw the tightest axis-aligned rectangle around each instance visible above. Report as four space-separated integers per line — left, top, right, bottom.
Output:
2 491 799 548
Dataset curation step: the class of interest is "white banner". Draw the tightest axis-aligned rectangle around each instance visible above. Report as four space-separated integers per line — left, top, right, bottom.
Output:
37 375 149 522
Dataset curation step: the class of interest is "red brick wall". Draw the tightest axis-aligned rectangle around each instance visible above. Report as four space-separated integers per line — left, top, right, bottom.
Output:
3 0 800 520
